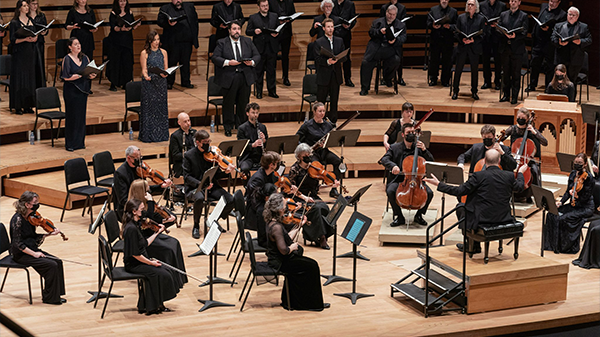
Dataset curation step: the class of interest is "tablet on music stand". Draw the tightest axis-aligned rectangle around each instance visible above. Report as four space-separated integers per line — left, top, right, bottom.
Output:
340 212 372 246
264 135 299 154
556 152 575 173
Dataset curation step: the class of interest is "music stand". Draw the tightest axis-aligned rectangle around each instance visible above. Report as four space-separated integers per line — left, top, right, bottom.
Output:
189 167 219 258
425 162 464 245
556 152 575 173
581 104 600 144
265 135 300 156
197 219 235 312
321 196 351 286
338 184 372 261
531 185 559 257
334 211 374 304
324 129 361 196
219 139 249 195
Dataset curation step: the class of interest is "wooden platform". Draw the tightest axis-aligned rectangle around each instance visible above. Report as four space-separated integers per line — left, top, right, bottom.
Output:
417 246 569 314
378 209 440 244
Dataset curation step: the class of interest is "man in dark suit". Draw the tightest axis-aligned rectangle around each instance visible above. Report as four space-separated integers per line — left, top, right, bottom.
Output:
359 5 406 96
212 22 261 137
210 0 245 41
479 0 506 90
332 0 357 87
314 18 346 124
379 0 407 85
425 150 527 253
247 0 280 99
183 130 235 239
457 124 516 174
169 112 196 178
427 0 458 87
452 0 485 100
309 0 339 39
157 0 199 89
498 0 529 105
268 0 296 86
237 102 269 177
551 7 592 89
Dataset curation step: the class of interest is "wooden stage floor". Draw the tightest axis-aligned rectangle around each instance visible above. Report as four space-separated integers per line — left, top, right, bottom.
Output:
1 176 599 337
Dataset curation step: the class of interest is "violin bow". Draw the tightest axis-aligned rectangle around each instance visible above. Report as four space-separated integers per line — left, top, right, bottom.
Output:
153 259 205 283
45 255 92 267
292 192 312 242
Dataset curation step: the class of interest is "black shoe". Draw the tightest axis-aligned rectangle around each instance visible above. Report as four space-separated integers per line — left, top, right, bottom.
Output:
224 130 232 137
89 90 94 95
66 148 75 152
525 84 536 92
256 92 263 99
320 241 330 250
323 303 331 309
283 77 291 86
494 82 501 90
481 83 491 89
429 79 437 86
25 108 35 114
329 188 340 198
43 299 64 305
500 95 510 102
359 89 368 96
345 79 355 87
413 214 427 226
511 97 518 104
61 298 67 303
268 91 279 98
472 93 479 100
384 79 393 88
181 83 194 89
167 84 173 90
145 309 161 316
192 227 200 239
399 78 406 86
452 92 458 100
456 243 481 254
16 109 23 115
390 218 404 227
109 84 117 91
442 82 450 87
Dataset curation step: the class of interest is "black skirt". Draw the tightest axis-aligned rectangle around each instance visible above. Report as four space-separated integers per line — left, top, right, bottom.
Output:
572 220 600 269
544 204 593 254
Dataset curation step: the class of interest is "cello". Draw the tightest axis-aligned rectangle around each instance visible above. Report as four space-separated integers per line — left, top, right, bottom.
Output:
502 111 537 189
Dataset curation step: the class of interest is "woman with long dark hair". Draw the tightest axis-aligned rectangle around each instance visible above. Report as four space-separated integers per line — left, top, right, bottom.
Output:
9 0 37 115
107 0 138 91
65 0 97 61
545 64 575 102
28 0 48 88
139 30 169 143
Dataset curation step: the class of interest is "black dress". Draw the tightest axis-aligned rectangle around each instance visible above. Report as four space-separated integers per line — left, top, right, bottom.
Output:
61 54 91 150
139 49 169 143
65 9 96 60
545 83 575 102
123 221 179 313
544 170 594 254
31 12 48 88
107 11 134 87
9 18 37 112
267 221 325 311
572 220 600 269
9 213 66 304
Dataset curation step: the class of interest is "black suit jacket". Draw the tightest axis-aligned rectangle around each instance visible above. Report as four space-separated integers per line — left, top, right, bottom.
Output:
364 17 406 62
332 0 356 39
310 14 340 38
457 142 517 174
268 0 296 40
380 141 435 184
454 13 486 55
380 3 406 19
498 9 529 55
246 12 280 54
438 166 524 230
212 36 261 89
210 1 245 40
314 35 346 86
237 121 269 163
182 147 229 193
113 162 162 219
532 3 566 49
480 0 506 44
551 21 592 67
169 127 197 178
157 2 199 49
427 4 458 40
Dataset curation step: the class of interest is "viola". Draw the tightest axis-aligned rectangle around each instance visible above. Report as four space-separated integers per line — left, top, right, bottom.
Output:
508 112 537 189
28 212 68 241
274 171 294 194
571 171 588 207
282 201 312 227
203 146 248 179
306 161 348 193
154 204 178 227
136 161 167 185
141 217 170 234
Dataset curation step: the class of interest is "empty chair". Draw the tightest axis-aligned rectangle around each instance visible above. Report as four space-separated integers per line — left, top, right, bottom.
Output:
0 55 10 93
34 87 66 147
122 81 142 134
92 151 115 206
204 76 223 131
60 158 110 223
229 212 267 286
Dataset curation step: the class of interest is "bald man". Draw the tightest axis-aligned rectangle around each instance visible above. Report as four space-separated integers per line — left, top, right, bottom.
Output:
169 113 197 178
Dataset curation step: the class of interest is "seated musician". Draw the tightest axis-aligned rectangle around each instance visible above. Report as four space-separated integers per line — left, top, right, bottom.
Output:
380 123 434 227
424 150 527 253
296 102 342 198
10 191 66 305
458 124 517 174
169 112 197 178
544 64 575 102
503 107 548 203
237 102 269 178
383 102 415 151
288 143 338 249
114 145 173 220
245 151 281 248
183 130 235 239
544 153 594 254
128 180 187 288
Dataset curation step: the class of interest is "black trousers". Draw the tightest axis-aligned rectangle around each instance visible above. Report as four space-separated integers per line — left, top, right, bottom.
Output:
482 34 502 86
255 49 277 93
313 148 342 181
279 36 291 78
222 72 250 129
239 157 260 178
530 44 555 88
501 50 523 99
566 63 582 98
14 251 65 304
360 47 400 92
386 182 434 223
341 35 352 82
316 79 341 124
428 37 453 84
166 42 193 86
189 186 234 230
453 50 481 94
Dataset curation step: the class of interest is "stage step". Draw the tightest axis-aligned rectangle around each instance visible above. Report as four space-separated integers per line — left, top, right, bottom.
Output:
412 269 458 292
390 283 442 308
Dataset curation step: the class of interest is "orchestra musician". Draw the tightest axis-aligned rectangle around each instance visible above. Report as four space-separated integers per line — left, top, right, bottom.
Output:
383 102 414 151
121 199 179 315
479 0 506 90
310 0 339 40
544 153 594 254
457 124 517 174
237 102 269 178
573 219 600 269
332 0 357 87
545 64 575 102
183 130 235 239
296 102 342 198
380 123 434 227
169 112 197 178
10 191 66 305
427 0 458 87
424 150 527 253
498 0 529 105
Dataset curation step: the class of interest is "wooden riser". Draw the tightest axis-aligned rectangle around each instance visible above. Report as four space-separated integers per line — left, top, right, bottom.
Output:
378 209 440 244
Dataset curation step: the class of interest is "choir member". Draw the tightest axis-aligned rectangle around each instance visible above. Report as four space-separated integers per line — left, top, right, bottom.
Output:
65 0 97 62
246 0 279 99
383 102 414 151
210 0 245 41
379 0 407 85
9 0 37 115
237 102 269 177
107 0 139 91
479 0 506 90
310 0 339 40
29 0 48 88
269 0 296 86
169 112 196 178
332 0 356 87
427 0 457 87
498 0 528 105
545 64 575 101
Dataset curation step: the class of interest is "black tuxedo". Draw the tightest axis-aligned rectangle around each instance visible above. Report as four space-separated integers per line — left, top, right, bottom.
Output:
212 36 261 130
427 4 458 84
309 14 340 39
247 12 279 94
315 35 346 123
169 127 196 178
237 121 269 175
360 17 406 92
157 2 198 87
480 0 506 86
530 3 566 88
457 142 517 174
332 0 356 82
268 0 296 79
552 21 592 80
210 1 245 40
498 9 529 99
437 166 524 231
453 13 486 94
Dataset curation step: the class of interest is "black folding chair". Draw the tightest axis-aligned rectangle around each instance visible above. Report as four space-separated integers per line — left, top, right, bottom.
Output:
229 212 267 286
34 87 66 147
122 81 142 134
92 151 115 208
53 39 69 87
103 210 124 265
60 158 110 222
204 76 223 131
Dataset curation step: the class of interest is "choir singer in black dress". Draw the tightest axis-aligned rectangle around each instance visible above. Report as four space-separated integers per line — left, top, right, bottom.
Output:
237 102 269 177
107 0 139 91
545 64 575 102
498 0 528 104
9 0 37 115
264 193 329 311
65 0 98 62
29 0 48 89
315 18 346 123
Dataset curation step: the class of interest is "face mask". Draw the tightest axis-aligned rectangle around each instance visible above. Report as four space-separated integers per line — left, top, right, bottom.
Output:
516 118 527 126
405 133 416 143
483 138 494 147
133 158 140 167
302 156 312 164
573 163 583 172
556 74 564 81
201 143 210 152
31 203 40 212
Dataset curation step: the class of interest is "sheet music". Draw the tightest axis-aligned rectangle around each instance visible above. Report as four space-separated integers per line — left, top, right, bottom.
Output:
199 221 222 255
206 196 226 229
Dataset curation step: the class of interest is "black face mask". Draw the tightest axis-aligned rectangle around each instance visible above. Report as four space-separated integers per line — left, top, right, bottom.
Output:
302 156 312 164
516 118 527 126
573 163 584 172
133 158 141 167
483 138 494 147
556 74 565 81
405 133 416 143
31 203 40 213
201 143 210 152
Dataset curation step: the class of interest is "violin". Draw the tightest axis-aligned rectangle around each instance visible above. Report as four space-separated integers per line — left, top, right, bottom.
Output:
570 171 588 207
203 146 248 179
307 161 348 194
136 161 167 185
28 212 68 241
282 201 312 227
503 112 537 189
274 171 294 194
140 217 170 234
154 204 178 227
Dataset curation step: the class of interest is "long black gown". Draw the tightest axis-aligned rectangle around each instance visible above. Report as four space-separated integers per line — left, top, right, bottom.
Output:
267 221 325 311
65 9 96 61
544 170 594 254
107 11 134 87
31 12 47 88
61 54 91 151
123 221 179 313
139 49 169 142
572 220 600 269
9 18 37 112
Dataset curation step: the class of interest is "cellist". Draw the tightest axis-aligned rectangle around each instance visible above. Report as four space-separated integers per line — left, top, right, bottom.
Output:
380 123 434 227
503 107 548 203
458 124 517 174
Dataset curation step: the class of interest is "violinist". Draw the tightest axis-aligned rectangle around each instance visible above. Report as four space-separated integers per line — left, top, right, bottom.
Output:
380 123 434 227
383 102 415 151
114 145 173 220
121 199 179 315
244 151 281 247
288 143 337 249
504 107 548 203
183 130 235 239
296 102 342 198
237 103 269 178
169 112 196 178
544 153 594 254
9 191 66 305
457 124 517 174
